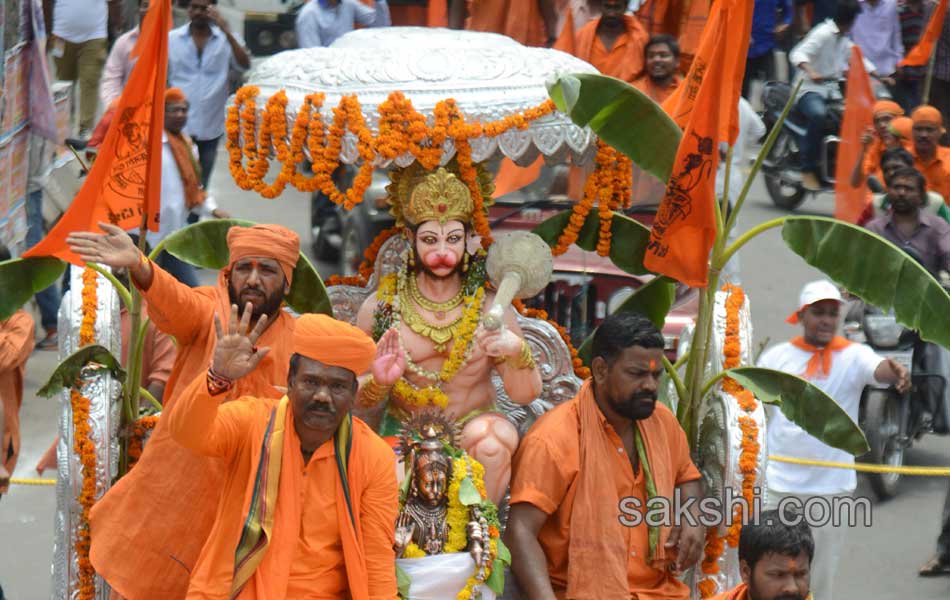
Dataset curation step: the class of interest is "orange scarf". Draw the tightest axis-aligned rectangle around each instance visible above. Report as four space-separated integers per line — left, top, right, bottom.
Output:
566 381 675 599
166 130 207 210
790 336 854 379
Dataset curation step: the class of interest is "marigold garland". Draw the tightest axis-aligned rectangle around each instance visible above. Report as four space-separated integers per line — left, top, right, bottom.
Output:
698 284 761 598
227 88 563 246
512 299 591 379
127 415 160 471
75 267 100 599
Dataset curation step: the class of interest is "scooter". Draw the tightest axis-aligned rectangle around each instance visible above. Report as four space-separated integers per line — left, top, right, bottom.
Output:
843 301 950 499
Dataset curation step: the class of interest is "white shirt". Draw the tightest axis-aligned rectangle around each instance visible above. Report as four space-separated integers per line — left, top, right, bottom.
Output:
758 341 884 494
53 0 107 43
295 0 390 48
789 19 877 98
167 24 248 141
149 132 217 247
716 98 766 202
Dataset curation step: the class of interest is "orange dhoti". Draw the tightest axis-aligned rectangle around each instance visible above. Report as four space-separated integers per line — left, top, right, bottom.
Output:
0 310 36 494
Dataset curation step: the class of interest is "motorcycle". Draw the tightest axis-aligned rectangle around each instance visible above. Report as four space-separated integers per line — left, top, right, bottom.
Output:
843 301 950 499
760 81 843 210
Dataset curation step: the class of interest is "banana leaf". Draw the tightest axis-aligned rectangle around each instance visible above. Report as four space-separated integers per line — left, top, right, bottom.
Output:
576 276 676 364
725 366 869 456
37 344 126 398
782 216 950 348
547 73 682 181
160 219 333 316
532 210 652 275
0 257 66 321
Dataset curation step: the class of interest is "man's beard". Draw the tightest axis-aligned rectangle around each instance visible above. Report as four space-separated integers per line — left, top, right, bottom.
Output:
229 283 283 320
609 389 657 421
747 581 805 600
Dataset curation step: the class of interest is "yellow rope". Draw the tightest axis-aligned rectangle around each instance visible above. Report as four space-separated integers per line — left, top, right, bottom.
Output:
770 455 950 476
9 477 57 487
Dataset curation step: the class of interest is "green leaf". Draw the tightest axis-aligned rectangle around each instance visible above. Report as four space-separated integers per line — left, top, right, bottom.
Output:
725 367 869 456
547 72 681 181
0 257 66 321
395 564 411 599
485 558 506 595
37 344 126 398
782 216 950 348
531 210 652 275
458 476 482 506
495 537 512 566
159 219 332 317
160 218 255 269
576 277 675 364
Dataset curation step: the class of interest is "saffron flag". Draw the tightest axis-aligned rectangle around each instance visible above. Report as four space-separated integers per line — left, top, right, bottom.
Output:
899 0 948 67
644 0 752 287
493 157 544 198
24 0 170 264
834 46 875 223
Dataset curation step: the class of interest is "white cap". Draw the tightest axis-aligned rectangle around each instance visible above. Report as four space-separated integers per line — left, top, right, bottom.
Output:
786 279 843 324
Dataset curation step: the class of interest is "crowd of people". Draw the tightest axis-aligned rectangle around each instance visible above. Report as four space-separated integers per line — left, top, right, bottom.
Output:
1 0 950 599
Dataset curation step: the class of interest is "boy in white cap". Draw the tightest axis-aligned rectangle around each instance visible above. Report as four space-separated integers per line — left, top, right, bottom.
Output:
757 279 909 600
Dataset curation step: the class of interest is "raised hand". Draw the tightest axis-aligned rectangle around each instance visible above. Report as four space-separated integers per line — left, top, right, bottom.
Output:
66 222 142 269
212 303 271 381
372 328 406 386
393 512 416 556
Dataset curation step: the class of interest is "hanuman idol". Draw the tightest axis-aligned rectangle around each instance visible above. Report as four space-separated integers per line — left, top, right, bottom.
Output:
355 163 543 504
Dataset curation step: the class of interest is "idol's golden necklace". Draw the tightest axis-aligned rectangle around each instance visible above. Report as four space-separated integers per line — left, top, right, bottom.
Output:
398 272 465 353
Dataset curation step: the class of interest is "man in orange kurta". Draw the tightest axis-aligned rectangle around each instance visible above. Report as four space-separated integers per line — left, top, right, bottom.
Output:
850 100 904 190
169 312 398 599
461 0 558 47
911 105 950 204
636 0 709 72
553 0 650 83
632 34 683 104
0 309 36 496
707 508 815 600
65 223 301 599
505 311 704 599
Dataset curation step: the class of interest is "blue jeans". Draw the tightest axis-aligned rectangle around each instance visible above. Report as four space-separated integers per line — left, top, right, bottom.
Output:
26 189 61 331
156 251 199 288
797 91 827 174
194 136 220 190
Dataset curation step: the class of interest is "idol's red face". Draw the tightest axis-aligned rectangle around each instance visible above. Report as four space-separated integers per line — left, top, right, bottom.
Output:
413 220 466 279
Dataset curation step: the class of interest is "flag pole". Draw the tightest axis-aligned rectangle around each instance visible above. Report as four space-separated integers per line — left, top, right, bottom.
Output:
923 42 939 104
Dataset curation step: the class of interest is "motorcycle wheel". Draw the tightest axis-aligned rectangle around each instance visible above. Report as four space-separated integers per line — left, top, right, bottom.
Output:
862 390 904 500
763 132 807 210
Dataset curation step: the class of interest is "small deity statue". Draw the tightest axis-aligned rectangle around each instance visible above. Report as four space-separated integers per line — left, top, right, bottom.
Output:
355 162 545 504
393 411 493 582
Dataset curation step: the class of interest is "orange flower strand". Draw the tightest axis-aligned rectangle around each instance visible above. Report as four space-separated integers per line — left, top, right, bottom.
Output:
128 415 160 471
512 299 591 379
79 268 98 346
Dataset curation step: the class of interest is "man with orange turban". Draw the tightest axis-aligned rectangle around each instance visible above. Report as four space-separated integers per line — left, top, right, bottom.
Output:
912 105 950 204
169 311 398 599
553 0 650 84
65 222 302 599
850 99 904 190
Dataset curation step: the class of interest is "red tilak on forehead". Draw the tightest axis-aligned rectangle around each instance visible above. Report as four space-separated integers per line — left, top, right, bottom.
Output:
649 359 657 370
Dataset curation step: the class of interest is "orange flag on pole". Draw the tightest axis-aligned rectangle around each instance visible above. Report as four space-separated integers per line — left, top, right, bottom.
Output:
834 46 875 223
644 0 752 287
899 0 948 67
24 0 170 264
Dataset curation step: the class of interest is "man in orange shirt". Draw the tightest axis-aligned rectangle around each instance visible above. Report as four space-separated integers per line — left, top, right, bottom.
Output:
553 0 650 83
911 105 950 204
633 34 683 104
455 0 558 47
707 508 814 600
169 311 398 599
506 311 704 599
849 100 903 190
65 223 301 599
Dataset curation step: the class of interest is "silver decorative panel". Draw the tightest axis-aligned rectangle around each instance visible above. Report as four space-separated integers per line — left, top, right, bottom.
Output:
52 265 122 600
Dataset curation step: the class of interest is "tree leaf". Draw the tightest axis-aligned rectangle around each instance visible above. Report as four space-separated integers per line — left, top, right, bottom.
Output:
160 219 332 316
160 218 255 269
486 558 506 595
395 564 411 599
547 73 681 181
531 210 652 275
37 344 126 398
725 366 869 456
495 537 512 566
0 257 66 321
576 277 675 364
458 476 482 506
782 216 950 348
